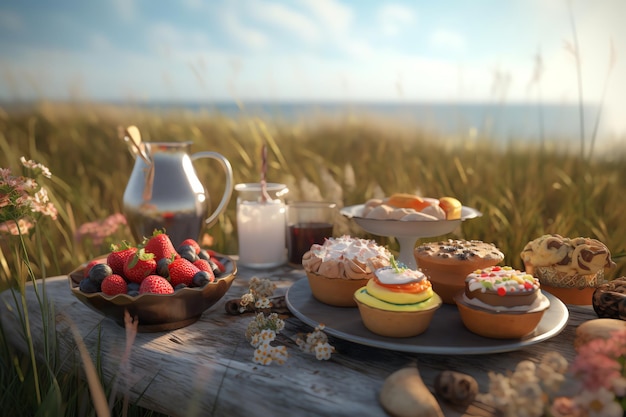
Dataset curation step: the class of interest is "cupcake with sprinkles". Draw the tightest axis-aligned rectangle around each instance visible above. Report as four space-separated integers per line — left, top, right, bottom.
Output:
455 266 551 339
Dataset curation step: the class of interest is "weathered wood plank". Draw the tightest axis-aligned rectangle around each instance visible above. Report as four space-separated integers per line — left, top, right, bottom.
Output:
0 265 597 417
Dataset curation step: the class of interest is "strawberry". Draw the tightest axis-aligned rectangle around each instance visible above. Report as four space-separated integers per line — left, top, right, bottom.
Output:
123 248 157 284
143 229 179 261
179 238 201 255
168 257 201 287
106 241 137 275
139 275 174 295
101 274 127 296
193 259 215 282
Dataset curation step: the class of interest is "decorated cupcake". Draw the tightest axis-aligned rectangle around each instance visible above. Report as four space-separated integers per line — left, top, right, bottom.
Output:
455 266 550 339
301 235 391 307
520 234 616 305
353 258 442 337
414 239 504 304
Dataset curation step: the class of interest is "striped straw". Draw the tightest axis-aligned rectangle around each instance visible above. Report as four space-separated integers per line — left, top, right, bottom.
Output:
260 144 271 203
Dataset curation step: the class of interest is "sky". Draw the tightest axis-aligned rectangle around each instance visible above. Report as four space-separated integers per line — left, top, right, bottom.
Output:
0 0 624 123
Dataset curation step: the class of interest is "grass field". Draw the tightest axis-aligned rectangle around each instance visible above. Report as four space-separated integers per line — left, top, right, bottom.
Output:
1 101 625 415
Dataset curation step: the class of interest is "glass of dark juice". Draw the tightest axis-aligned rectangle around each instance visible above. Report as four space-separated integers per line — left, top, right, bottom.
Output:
287 202 336 266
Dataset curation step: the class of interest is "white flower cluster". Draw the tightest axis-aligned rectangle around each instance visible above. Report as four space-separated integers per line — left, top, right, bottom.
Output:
250 329 288 366
296 324 336 361
477 352 569 417
239 276 276 313
242 278 335 365
246 312 287 366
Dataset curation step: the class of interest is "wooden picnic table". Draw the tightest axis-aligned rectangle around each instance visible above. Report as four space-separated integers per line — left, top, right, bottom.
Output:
1 260 598 417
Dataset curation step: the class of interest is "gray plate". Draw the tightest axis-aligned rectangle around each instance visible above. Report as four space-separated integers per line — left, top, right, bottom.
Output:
285 278 569 355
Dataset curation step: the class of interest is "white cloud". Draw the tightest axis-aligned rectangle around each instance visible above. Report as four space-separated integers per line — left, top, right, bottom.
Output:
378 4 416 37
251 1 320 44
222 9 269 49
430 29 465 51
299 0 352 35
336 38 374 60
181 0 205 11
149 23 210 47
112 0 135 22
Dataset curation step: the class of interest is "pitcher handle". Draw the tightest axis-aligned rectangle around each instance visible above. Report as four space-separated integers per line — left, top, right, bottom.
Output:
191 152 234 227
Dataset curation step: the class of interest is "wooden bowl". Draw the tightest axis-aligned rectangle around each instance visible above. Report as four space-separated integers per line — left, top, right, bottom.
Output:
68 254 237 332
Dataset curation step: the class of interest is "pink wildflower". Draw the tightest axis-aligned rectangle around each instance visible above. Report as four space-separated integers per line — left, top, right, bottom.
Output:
75 213 127 246
549 397 585 417
572 330 626 392
0 158 58 231
0 218 35 235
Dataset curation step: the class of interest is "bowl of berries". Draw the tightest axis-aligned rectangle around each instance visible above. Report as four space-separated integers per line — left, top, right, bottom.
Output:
68 230 237 332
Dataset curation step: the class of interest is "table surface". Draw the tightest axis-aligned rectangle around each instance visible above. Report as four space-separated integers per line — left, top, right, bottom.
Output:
1 262 598 417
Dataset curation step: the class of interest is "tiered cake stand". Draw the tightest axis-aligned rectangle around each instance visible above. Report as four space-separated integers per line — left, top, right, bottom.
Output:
340 204 482 269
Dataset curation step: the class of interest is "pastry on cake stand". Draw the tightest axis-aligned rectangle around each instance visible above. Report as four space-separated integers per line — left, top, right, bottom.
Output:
340 204 482 269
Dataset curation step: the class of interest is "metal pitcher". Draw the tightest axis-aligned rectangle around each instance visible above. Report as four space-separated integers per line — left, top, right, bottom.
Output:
122 141 233 247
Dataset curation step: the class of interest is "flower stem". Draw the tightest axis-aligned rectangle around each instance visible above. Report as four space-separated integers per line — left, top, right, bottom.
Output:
16 226 41 405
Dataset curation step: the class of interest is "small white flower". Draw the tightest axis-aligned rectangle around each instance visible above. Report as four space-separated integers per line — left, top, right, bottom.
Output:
253 345 273 365
240 293 254 307
270 345 288 365
540 351 569 374
575 387 623 417
314 342 334 361
255 297 271 309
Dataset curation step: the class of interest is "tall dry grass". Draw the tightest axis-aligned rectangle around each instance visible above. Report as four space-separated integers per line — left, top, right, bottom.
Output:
1 101 625 416
1 101 624 284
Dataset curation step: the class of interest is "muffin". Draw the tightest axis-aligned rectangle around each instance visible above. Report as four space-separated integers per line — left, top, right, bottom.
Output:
520 234 616 305
301 235 391 307
455 266 550 339
354 262 442 337
414 239 504 304
592 277 626 319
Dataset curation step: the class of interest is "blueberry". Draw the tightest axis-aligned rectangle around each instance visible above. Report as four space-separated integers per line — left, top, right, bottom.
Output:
178 245 198 262
192 271 211 287
127 282 140 292
208 260 221 275
127 290 140 297
79 278 100 293
157 258 171 277
88 263 113 285
174 283 188 291
198 249 211 261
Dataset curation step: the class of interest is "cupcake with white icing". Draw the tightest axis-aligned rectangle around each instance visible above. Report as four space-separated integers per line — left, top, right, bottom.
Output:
455 266 550 339
302 235 391 307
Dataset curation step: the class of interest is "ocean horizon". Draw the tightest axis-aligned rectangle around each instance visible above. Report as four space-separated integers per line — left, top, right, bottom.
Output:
132 100 608 144
5 99 620 149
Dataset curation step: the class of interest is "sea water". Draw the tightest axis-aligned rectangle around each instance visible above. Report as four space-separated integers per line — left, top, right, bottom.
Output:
134 100 609 144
